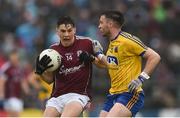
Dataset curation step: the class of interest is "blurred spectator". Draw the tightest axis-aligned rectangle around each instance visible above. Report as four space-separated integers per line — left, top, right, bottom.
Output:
0 50 31 117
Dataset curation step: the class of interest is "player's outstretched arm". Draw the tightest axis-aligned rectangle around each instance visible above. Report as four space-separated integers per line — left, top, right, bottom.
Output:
93 57 107 68
92 40 109 68
78 51 107 68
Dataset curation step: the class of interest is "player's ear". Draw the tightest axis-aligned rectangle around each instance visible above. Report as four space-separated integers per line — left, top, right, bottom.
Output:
109 21 114 28
56 27 61 35
73 27 76 34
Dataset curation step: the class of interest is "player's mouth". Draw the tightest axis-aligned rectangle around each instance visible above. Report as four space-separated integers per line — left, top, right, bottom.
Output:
63 37 70 40
99 28 103 32
99 29 104 34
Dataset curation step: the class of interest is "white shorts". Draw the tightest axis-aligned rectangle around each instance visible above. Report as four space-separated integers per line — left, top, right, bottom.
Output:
46 93 90 113
4 97 24 112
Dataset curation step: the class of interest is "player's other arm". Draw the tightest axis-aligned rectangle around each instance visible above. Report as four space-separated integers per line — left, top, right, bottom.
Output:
34 55 54 84
79 51 106 68
92 40 109 68
78 39 106 68
34 71 54 84
142 47 161 75
128 47 161 93
93 57 107 68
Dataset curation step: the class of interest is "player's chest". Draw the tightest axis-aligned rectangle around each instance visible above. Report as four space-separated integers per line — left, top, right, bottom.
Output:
58 43 91 65
60 49 81 65
106 43 128 65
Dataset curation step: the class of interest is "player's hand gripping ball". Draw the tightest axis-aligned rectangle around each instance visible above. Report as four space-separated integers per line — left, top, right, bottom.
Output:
37 49 61 74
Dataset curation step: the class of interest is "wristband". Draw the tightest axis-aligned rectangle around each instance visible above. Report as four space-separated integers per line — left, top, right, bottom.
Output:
97 54 105 60
95 52 103 56
140 72 150 80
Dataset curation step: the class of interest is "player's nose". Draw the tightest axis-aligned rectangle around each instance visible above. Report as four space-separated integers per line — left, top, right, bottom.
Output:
98 25 101 29
64 31 69 36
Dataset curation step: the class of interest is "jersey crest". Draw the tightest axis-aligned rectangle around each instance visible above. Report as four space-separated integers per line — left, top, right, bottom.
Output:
107 56 118 65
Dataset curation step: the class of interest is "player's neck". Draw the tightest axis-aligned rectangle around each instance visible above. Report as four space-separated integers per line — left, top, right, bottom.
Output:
61 38 75 47
110 28 121 41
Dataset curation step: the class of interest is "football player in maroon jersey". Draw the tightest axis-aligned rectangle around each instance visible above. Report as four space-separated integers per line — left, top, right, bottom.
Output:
35 16 103 117
0 50 31 117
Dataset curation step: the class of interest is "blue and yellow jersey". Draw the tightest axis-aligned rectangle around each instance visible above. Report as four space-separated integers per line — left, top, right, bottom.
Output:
106 31 147 94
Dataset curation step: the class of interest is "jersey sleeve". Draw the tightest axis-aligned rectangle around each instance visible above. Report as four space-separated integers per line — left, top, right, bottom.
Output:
125 36 147 56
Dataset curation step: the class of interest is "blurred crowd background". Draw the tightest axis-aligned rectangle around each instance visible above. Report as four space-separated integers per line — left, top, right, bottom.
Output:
0 0 180 117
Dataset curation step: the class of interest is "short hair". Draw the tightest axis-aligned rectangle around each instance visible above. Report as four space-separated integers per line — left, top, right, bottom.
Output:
57 16 75 27
101 10 124 27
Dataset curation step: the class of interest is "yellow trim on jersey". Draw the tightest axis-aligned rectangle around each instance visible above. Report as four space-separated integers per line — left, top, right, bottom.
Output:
106 31 147 94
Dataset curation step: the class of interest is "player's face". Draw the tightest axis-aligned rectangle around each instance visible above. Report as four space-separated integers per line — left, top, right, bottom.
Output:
9 52 20 66
57 24 76 47
98 15 111 37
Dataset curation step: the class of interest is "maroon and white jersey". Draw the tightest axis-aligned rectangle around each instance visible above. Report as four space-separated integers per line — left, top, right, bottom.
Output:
50 36 94 99
0 62 25 98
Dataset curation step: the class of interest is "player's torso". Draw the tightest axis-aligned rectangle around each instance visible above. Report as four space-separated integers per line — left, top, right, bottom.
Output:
3 63 24 98
106 32 143 94
50 36 93 97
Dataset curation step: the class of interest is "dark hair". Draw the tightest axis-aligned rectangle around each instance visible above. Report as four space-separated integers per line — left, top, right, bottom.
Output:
57 16 75 27
101 10 124 27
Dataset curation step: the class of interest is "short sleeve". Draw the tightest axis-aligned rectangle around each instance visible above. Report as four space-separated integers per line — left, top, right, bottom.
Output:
125 36 147 56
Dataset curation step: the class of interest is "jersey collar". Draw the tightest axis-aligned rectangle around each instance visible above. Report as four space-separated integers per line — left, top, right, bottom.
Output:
111 31 122 41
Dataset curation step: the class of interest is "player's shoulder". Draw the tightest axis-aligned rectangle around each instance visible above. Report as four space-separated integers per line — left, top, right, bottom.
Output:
76 35 93 42
120 31 147 49
120 31 142 42
49 42 60 48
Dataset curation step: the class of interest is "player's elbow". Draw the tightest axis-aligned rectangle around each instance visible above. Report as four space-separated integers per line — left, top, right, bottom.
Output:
153 52 161 65
157 53 161 62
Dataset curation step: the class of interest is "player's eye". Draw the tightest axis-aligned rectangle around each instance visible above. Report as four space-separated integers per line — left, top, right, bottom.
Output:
68 29 72 32
60 30 66 33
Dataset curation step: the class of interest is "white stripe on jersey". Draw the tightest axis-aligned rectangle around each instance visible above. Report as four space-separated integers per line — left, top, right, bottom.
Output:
76 35 93 41
50 42 60 47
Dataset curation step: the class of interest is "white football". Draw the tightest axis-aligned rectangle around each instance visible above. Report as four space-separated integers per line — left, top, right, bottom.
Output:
39 49 61 72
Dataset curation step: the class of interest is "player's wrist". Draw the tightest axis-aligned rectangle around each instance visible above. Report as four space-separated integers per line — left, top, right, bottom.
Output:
138 72 150 83
97 53 105 60
95 51 103 56
35 70 42 75
140 72 150 80
89 55 95 62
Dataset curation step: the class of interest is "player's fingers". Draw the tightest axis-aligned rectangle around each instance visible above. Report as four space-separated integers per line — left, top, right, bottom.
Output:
43 55 51 65
45 57 52 65
131 86 136 93
79 52 86 62
129 83 137 93
133 80 139 85
128 83 132 89
128 84 134 93
41 54 48 61
40 55 48 64
36 56 40 63
47 64 53 69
